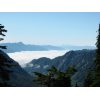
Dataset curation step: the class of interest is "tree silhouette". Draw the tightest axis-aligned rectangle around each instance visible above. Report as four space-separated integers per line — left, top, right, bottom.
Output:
86 24 100 87
96 24 100 72
0 24 12 86
92 24 100 86
33 66 76 87
0 24 7 49
84 69 95 87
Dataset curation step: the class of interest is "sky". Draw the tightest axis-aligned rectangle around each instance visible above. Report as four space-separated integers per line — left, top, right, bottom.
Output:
0 12 100 46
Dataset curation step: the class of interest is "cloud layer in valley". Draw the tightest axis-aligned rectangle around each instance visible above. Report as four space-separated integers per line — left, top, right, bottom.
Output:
8 50 68 67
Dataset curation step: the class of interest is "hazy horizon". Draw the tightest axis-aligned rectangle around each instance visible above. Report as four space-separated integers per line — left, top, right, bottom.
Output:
1 41 96 47
0 12 99 46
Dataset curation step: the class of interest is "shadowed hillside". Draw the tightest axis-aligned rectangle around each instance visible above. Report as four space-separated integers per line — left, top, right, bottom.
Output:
0 50 35 87
24 49 96 86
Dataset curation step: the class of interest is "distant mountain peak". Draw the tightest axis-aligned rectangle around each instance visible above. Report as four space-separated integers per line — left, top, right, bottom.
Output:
0 42 96 53
17 42 24 45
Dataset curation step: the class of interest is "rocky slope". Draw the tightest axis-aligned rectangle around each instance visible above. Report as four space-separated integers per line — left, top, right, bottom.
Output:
0 50 34 87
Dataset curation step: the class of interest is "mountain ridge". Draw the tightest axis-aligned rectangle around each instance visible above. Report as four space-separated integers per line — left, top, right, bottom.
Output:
0 42 95 53
24 49 96 86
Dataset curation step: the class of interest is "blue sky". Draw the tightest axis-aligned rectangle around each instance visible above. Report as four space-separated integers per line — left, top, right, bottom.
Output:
0 12 100 46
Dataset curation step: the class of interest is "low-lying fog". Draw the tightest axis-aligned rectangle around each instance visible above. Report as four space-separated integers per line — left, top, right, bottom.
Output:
8 50 68 67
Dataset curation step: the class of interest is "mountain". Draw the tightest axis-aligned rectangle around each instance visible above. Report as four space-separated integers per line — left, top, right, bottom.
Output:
0 42 95 53
0 42 63 53
61 45 96 50
24 49 96 87
0 50 35 87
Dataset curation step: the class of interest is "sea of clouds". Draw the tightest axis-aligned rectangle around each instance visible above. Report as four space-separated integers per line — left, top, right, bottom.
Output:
8 50 68 67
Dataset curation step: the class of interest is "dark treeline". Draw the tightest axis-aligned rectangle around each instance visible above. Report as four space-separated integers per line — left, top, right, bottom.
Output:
0 24 12 86
82 24 100 87
33 66 76 87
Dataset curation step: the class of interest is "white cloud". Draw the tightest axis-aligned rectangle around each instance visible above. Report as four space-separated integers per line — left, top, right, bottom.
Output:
8 50 68 67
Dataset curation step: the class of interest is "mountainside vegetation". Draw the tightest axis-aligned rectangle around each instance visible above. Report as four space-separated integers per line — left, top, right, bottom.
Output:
0 24 11 86
0 50 35 87
94 24 100 86
84 24 100 87
25 49 95 86
33 66 76 87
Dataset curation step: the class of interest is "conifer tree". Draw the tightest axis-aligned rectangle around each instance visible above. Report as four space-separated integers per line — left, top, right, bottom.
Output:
84 24 100 87
93 24 100 86
33 66 76 87
0 24 7 49
0 24 11 86
96 24 100 71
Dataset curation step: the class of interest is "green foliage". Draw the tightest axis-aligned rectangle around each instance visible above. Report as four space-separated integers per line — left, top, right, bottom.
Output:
0 67 12 87
0 24 7 49
92 24 100 86
66 65 77 76
0 24 11 86
33 66 76 87
84 69 96 87
96 24 100 71
85 24 100 87
0 57 12 87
